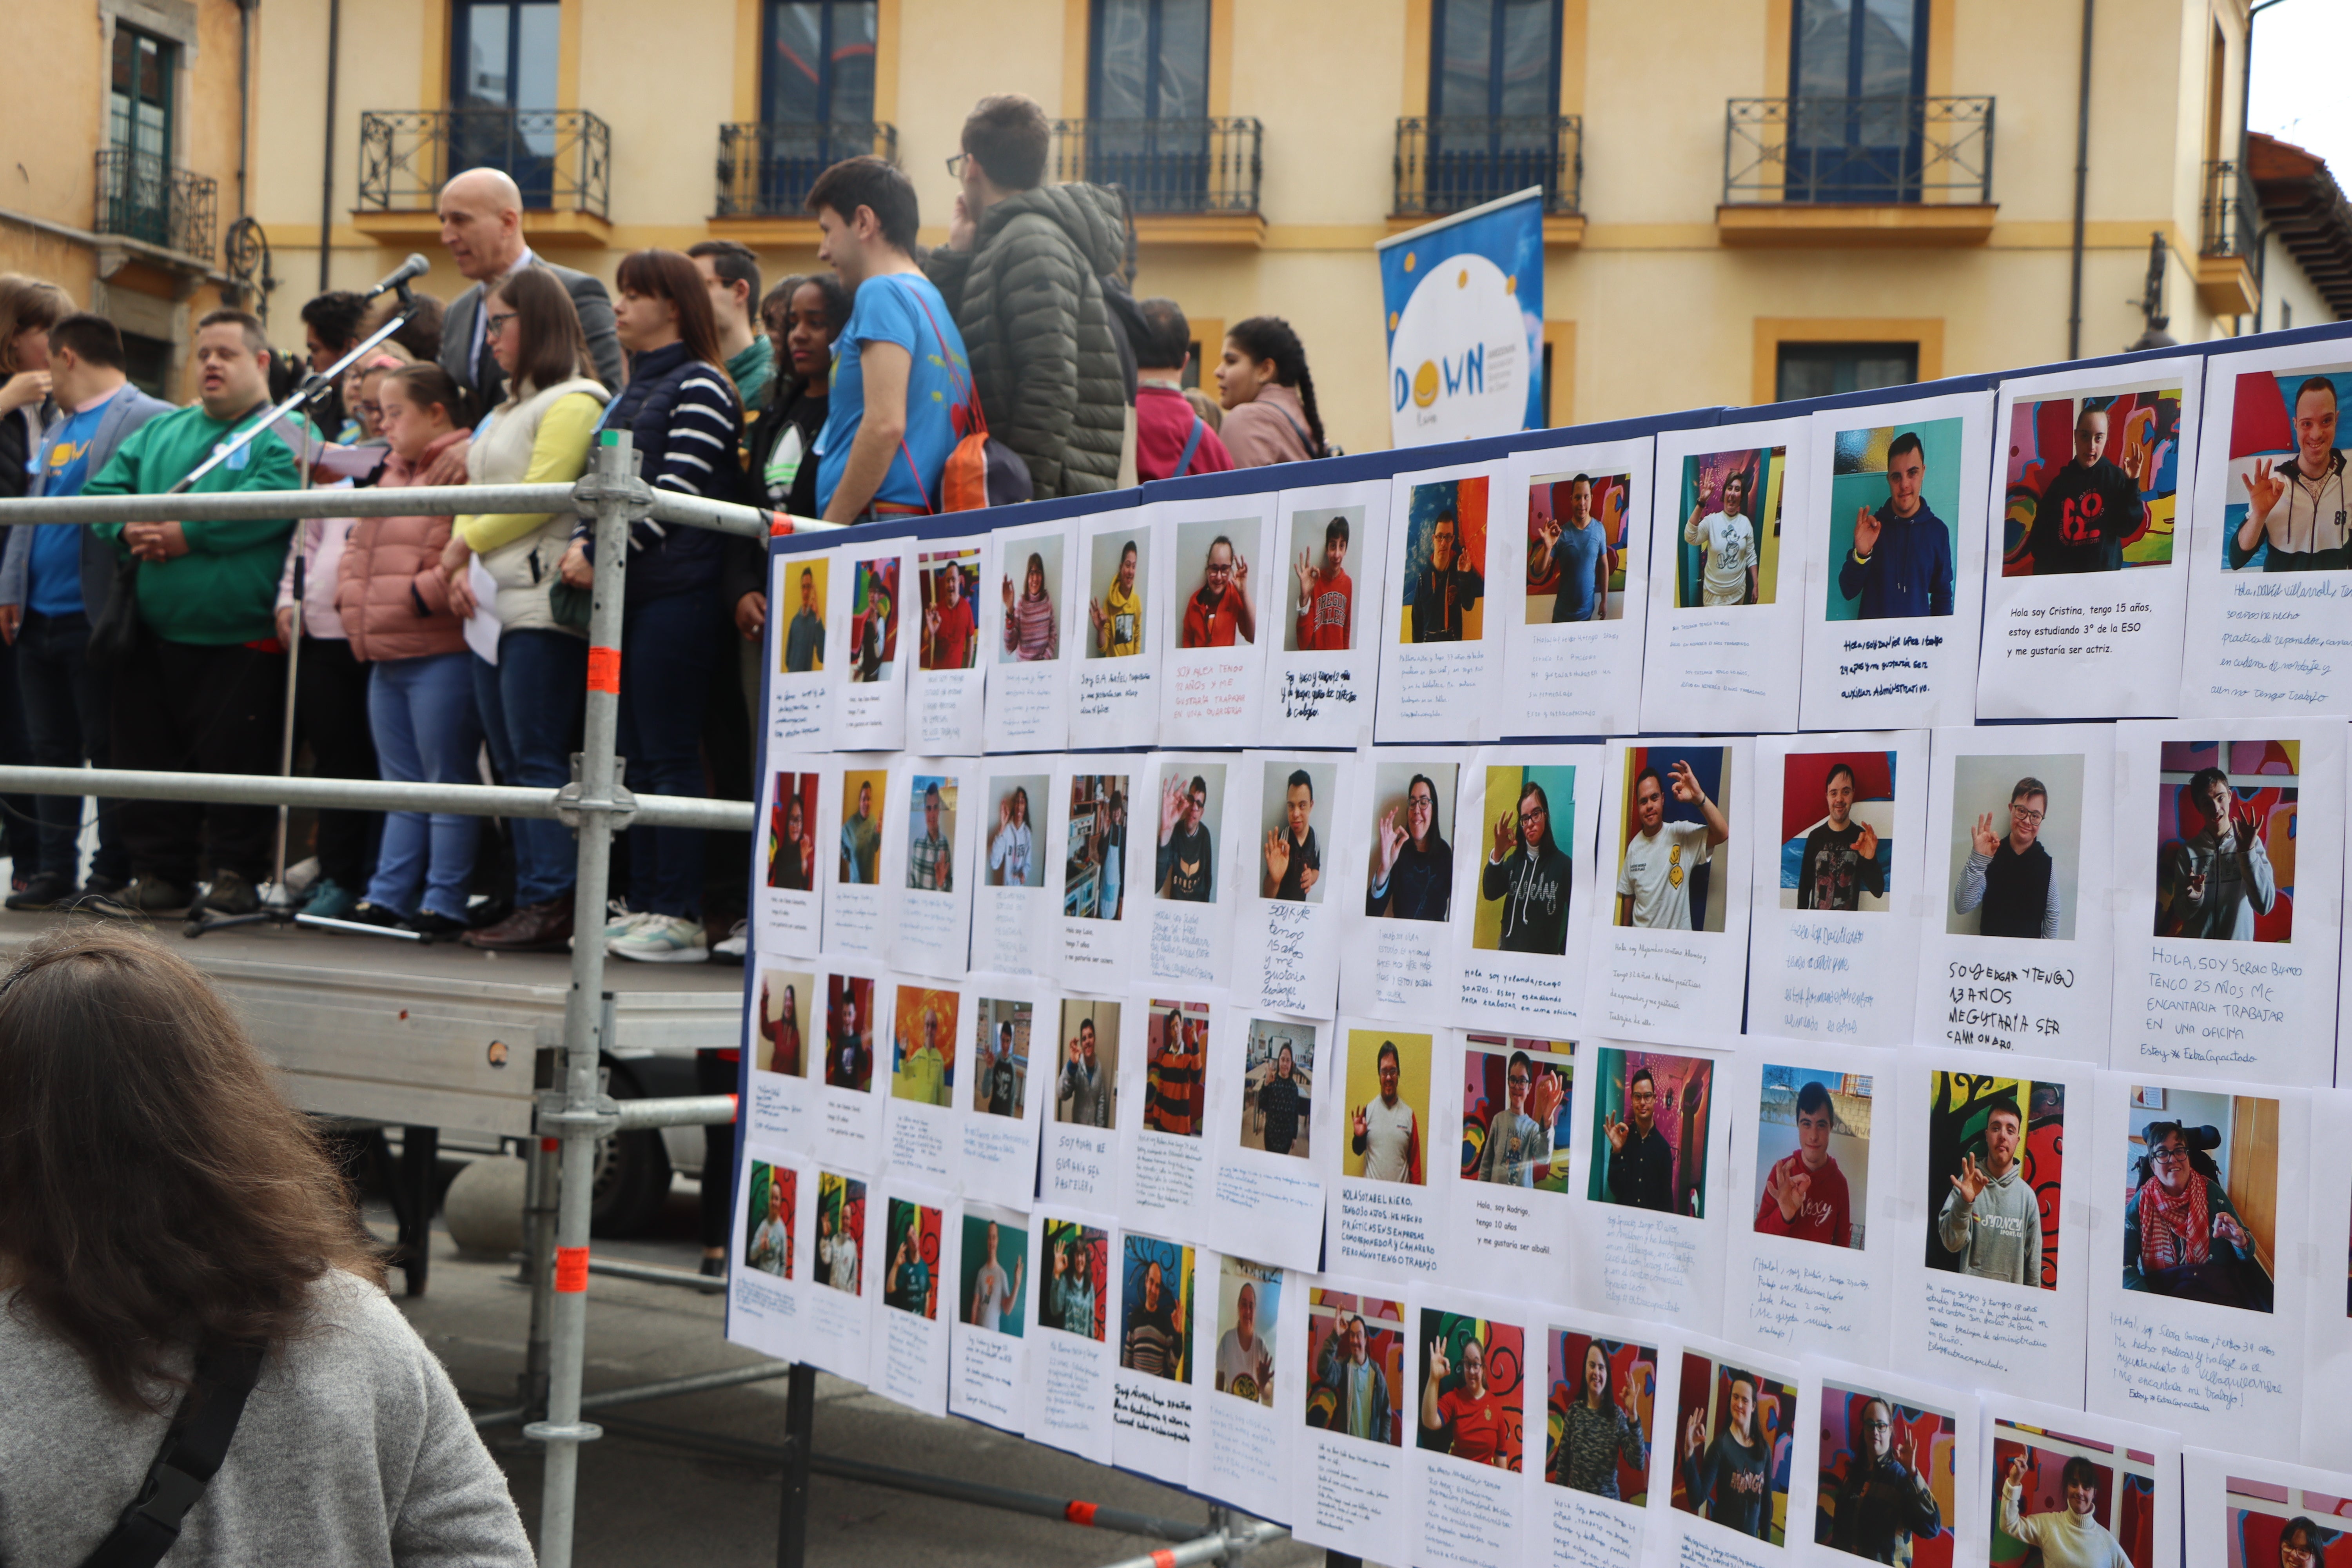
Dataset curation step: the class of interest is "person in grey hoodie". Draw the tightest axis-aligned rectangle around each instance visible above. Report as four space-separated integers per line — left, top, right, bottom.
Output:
1935 1097 2041 1287
2158 766 2276 941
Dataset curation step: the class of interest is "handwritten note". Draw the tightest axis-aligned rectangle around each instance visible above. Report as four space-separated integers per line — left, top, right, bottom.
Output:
1384 644 1491 736
1307 1435 1408 1553
1371 924 1443 1014
987 663 1063 751
1738 1252 1867 1352
824 884 883 960
1044 1127 1112 1209
1150 903 1219 985
1935 958 2075 1053
1331 1180 1439 1276
953 1323 1021 1428
2194 575 2352 710
1543 1490 1641 1568
885 1102 953 1184
2100 1306 2287 1419
1597 1213 1697 1318
1127 1131 1206 1229
1598 934 1715 1037
1918 1277 2052 1380
1420 1455 1518 1568
1279 666 1361 722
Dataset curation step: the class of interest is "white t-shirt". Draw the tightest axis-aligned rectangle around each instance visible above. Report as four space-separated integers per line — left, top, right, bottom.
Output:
1216 1328 1272 1404
973 1261 1011 1331
1361 1095 1417 1183
822 1234 859 1296
1695 511 1757 603
749 1218 792 1276
1617 818 1713 930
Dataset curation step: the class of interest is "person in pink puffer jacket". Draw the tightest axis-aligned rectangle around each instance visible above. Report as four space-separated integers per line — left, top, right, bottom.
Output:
334 363 481 936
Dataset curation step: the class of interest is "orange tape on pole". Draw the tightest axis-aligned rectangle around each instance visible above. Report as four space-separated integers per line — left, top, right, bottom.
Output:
768 512 793 536
554 1246 590 1292
585 646 621 695
1150 1551 1176 1568
1063 1501 1097 1527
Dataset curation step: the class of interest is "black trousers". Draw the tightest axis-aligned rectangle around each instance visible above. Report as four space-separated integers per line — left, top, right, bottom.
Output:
293 635 380 889
109 630 284 886
697 1048 740 1250
15 610 129 882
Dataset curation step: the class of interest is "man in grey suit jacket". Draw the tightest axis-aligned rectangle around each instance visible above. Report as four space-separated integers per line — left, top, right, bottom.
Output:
435 167 623 416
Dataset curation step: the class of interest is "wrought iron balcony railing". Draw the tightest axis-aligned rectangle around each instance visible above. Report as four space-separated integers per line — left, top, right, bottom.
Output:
1049 118 1261 215
2201 158 2260 261
1393 115 1583 218
1724 95 1993 205
357 109 610 218
93 148 217 262
715 122 897 219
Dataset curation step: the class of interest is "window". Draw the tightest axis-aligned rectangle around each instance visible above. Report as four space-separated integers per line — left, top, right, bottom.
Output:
449 1 560 205
1775 341 1916 403
1089 0 1209 123
106 27 176 245
764 1 877 125
1788 0 1928 201
119 330 174 401
1430 0 1557 122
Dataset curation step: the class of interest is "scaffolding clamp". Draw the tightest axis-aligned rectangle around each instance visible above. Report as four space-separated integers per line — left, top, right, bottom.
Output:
534 1090 622 1139
568 470 657 515
556 755 634 830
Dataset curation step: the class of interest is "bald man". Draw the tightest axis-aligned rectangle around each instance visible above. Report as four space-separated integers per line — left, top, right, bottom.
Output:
436 167 622 410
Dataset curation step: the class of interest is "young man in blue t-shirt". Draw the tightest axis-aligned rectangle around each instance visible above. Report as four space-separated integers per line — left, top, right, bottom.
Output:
806 156 971 522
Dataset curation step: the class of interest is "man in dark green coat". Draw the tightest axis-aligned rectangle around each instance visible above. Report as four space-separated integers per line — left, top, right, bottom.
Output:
925 94 1129 499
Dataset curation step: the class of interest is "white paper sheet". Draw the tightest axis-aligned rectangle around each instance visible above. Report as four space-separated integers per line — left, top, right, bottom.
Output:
2301 1088 2352 1469
970 766 1054 976
1978 357 2203 719
1497 436 1655 737
1797 1356 1980 1568
1797 388 1994 731
1439 1031 1576 1305
1343 750 1470 1022
795 1165 879 1384
808 963 889 1175
1524 1307 1673 1568
1642 417 1808 734
820 758 891 962
1912 724 2117 1063
744 962 820 1150
1201 1011 1331 1272
956 977 1050 1212
1152 492 1275 745
1230 751 1350 1017
982 515 1079 753
1187 1254 1296 1523
461 557 501 664
766 546 834 748
1039 990 1132 1212
1982 1395 2181 1568
1260 476 1391 748
906 542 985 755
869 1181 956 1418
881 756 977 980
1144 753 1241 989
1405 1285 1531 1568
1451 745 1603 1036
752 760 824 958
1116 990 1220 1245
2184 1446 2352 1568
828 536 914 751
1322 1018 1445 1282
1659 1333 1805 1564
2108 718 2344 1087
1023 1207 1118 1465
879 976 965 1187
1749 730 1928 1047
1376 456 1510 742
725 1145 814 1361
1109 1229 1206 1480
949 1200 1034 1434
1565 1040 1730 1338
1288 1275 1417 1560
1050 757 1145 989
1069 510 1160 747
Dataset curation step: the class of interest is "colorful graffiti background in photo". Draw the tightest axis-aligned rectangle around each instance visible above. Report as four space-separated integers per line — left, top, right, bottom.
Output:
1304 1290 1405 1448
1670 1356 1795 1546
2153 739 2298 942
1543 1332 1657 1504
1921 1071 2063 1289
2001 389 2182 576
1813 1387 1958 1567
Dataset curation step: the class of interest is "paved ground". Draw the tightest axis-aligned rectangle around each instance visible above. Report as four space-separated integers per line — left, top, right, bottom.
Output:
378 1171 1332 1568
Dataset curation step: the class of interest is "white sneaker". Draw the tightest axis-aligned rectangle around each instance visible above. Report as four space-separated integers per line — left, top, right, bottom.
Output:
603 905 653 940
712 918 748 961
607 913 708 964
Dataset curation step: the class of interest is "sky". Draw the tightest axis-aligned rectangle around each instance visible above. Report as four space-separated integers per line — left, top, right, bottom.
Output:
2248 1 2352 174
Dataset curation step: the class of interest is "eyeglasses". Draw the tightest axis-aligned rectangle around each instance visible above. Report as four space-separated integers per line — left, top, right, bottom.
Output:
945 152 970 179
1507 1074 1532 1088
2010 804 2045 824
2151 1144 2189 1161
484 311 518 339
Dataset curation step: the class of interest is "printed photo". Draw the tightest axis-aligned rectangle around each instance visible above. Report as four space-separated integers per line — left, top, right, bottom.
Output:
1615 746 1731 932
1945 753 2085 940
1462 1035 1571 1191
848 555 900 682
1672 1353 1796 1546
1753 1065 1871 1250
889 983 957 1107
904 773 956 893
2222 367 2352 572
1305 1288 1406 1448
984 772 1049 889
1176 516 1261 648
1118 1233 1195 1383
1154 761 1226 904
1365 760 1457 922
2218 1470 2352 1566
813 1171 866 1296
777 557 827 673
2001 387 2180 575
1544 1329 1657 1502
2154 740 2297 942
767 771 820 891
1038 1217 1109 1341
1064 772 1129 920
1825 419 1963 622
969 996 1031 1119
1239 1017 1316 1160
998 537 1063 663
1214 1259 1281 1406
743 1161 794 1278
918 545 981 670
1922 1070 2062 1291
2123 1089 2278 1315
1527 468 1633 623
1586 1047 1713 1219
1417 1310 1525 1471
1399 474 1488 643
1473 763 1575 953
1085 527 1149 658
1258 759 1335 904
1990 1417 2158 1568
1344 1027 1431 1186
1675 446 1784 609
1052 998 1118 1129
838 768 887 886
1143 998 1210 1137
754 969 812 1077
882 1197 942 1319
823 975 875 1093
1286 505 1362 651
1815 1384 1957 1564
959 1213 1028 1337
1780 752 1895 914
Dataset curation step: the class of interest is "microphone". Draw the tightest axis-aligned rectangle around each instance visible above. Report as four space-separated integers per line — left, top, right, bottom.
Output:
365 253 432 298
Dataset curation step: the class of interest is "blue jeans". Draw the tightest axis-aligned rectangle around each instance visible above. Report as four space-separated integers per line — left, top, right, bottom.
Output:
366 652 482 920
14 611 129 882
473 630 586 905
617 589 713 918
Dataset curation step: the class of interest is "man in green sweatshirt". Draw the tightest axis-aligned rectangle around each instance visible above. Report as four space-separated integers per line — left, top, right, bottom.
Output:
83 309 303 920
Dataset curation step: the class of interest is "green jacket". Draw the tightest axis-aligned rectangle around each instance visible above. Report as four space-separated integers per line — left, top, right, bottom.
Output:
922 182 1128 499
86 402 303 645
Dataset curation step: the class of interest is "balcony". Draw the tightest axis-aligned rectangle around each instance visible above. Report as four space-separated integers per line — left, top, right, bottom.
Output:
1719 95 1996 247
1392 116 1584 245
708 122 896 244
2196 158 2261 317
93 148 217 267
1049 118 1262 245
355 109 612 245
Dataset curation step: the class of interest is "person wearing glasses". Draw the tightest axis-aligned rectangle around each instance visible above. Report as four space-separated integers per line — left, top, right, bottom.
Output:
1419 1332 1511 1467
1825 1396 1942 1563
1483 779 1572 953
1475 1050 1564 1188
1404 512 1483 643
2123 1120 2267 1311
2276 1517 2335 1568
1180 535 1255 647
1954 777 2062 940
1156 772 1216 902
1367 773 1454 922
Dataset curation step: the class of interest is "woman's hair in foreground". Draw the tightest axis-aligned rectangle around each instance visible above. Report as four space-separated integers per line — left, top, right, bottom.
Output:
0 925 385 1411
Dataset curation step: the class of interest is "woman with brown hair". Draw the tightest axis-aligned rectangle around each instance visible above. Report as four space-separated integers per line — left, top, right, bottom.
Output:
0 274 72 500
0 924 531 1563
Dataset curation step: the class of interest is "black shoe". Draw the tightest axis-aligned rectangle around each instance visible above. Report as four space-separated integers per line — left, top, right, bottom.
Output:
5 871 77 911
109 875 194 917
80 873 127 898
190 869 262 920
699 1256 726 1279
412 909 468 940
346 900 413 930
